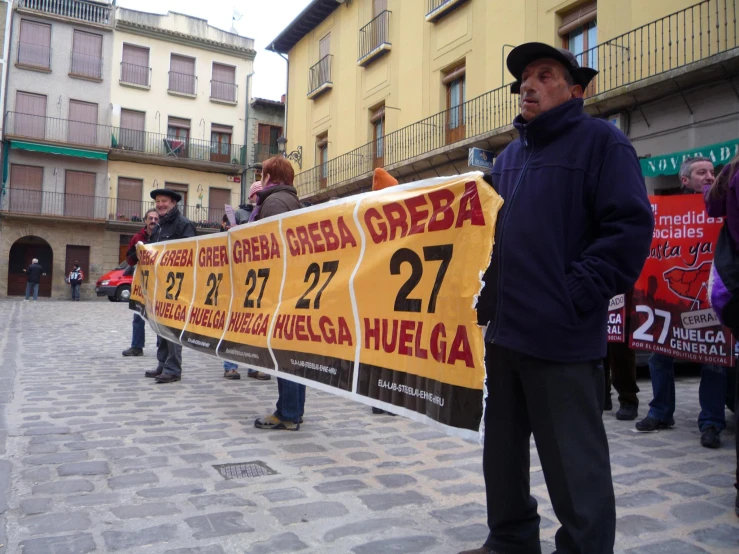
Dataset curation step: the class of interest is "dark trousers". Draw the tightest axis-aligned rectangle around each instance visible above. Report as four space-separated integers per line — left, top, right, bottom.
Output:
603 341 639 406
275 378 306 423
131 314 145 349
156 338 183 377
483 344 615 554
70 283 81 300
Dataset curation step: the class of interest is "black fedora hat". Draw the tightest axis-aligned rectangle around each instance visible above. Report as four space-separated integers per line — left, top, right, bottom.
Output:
507 42 598 94
150 188 182 202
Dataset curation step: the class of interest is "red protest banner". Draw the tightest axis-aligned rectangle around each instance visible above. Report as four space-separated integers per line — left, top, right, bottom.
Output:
629 195 734 366
607 294 626 342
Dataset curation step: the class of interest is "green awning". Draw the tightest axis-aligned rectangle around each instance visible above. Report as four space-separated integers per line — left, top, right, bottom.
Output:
641 138 739 177
11 140 107 160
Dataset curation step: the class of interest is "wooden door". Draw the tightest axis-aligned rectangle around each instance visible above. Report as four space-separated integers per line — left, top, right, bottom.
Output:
445 73 465 144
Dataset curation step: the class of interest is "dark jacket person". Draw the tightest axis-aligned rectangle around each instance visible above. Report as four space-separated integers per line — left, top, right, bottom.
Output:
253 156 304 431
462 44 654 554
145 188 195 384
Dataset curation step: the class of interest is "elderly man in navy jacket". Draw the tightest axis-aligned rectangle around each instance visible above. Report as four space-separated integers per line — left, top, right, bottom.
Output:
462 44 654 554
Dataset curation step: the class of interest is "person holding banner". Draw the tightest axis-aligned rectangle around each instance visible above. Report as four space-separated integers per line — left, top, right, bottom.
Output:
635 157 728 450
466 44 653 554
703 159 739 516
144 188 196 384
252 156 305 430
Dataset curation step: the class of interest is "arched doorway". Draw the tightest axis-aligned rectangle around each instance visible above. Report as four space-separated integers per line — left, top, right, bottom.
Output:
8 236 53 297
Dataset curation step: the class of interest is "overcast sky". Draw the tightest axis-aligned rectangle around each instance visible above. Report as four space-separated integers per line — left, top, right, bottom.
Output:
117 0 313 101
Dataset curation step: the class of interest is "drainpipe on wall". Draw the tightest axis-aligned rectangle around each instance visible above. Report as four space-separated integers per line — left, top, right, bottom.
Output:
275 48 289 139
241 71 254 205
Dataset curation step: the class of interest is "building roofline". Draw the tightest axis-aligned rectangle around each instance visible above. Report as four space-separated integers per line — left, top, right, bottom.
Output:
251 97 285 109
267 0 341 54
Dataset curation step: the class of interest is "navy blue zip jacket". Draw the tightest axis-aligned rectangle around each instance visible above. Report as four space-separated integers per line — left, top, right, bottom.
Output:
478 99 654 362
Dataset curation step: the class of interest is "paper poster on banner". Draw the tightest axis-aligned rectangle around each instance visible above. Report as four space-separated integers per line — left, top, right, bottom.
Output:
180 234 231 355
134 173 502 439
629 195 734 366
217 219 285 370
130 242 166 337
147 240 196 344
224 204 237 227
607 294 626 342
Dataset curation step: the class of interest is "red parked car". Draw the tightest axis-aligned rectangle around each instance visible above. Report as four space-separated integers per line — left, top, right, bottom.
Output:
96 261 133 302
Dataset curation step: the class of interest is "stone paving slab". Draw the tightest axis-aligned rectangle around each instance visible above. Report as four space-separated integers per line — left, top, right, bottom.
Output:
0 299 737 553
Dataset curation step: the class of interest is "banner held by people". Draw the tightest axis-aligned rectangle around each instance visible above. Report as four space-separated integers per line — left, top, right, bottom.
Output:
132 173 503 439
629 195 735 366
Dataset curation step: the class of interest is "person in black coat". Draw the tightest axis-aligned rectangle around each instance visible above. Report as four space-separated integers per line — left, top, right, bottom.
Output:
23 259 44 301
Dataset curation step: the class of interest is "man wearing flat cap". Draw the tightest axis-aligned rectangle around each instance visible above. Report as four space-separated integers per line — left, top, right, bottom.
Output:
144 187 196 384
465 44 654 554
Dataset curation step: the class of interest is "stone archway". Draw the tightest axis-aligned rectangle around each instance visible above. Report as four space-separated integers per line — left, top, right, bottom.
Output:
7 236 53 297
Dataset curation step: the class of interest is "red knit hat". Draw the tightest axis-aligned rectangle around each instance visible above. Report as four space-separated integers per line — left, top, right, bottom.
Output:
249 181 263 200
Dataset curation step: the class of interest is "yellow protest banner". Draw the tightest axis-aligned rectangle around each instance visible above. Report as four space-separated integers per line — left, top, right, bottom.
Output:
134 173 502 438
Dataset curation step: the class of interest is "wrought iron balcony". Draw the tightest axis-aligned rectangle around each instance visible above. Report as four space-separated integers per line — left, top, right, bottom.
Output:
308 55 332 99
168 71 197 96
107 198 226 229
70 50 103 79
210 80 238 103
426 0 470 22
253 142 279 164
5 111 110 149
17 0 113 26
17 41 51 70
296 0 739 198
120 62 151 87
358 10 391 66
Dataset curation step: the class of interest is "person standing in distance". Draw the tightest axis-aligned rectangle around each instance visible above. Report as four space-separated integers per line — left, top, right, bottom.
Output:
144 188 195 384
23 258 44 301
464 43 653 554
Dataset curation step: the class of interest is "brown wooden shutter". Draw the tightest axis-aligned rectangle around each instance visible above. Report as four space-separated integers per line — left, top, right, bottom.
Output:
15 91 46 139
212 63 235 83
65 171 96 218
9 164 43 214
19 19 51 68
212 123 232 134
65 245 90 283
120 109 145 130
257 124 271 144
558 1 597 36
117 177 143 220
122 43 148 66
72 30 103 78
170 54 196 94
167 116 190 129
121 44 149 85
68 100 98 146
208 187 231 222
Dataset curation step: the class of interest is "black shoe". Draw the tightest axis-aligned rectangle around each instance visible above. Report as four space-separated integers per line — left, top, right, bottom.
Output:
604 396 613 411
155 374 181 384
635 416 675 432
122 347 143 357
145 369 163 378
700 426 721 449
372 407 385 414
616 404 638 421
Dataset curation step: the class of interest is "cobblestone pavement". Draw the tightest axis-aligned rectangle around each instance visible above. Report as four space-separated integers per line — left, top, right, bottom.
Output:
0 299 738 553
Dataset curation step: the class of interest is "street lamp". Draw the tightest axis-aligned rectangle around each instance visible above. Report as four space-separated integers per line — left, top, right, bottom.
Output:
277 136 302 170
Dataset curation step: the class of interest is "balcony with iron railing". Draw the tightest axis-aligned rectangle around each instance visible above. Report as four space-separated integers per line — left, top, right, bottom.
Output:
308 54 333 99
70 50 103 80
210 80 238 104
358 11 391 66
0 188 227 230
296 0 739 199
426 0 470 22
254 142 280 164
16 41 51 71
17 0 114 26
168 71 197 97
120 62 151 88
5 111 110 149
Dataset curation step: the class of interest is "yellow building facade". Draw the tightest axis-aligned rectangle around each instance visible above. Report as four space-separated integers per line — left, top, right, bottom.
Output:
271 0 739 201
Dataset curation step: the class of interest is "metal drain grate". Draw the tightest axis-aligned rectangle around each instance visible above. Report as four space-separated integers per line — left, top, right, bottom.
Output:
213 460 278 480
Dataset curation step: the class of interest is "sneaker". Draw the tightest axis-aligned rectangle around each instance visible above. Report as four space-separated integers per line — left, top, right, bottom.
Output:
247 370 271 380
254 414 299 431
700 426 721 449
616 404 638 421
224 369 241 380
122 347 143 357
635 416 674 432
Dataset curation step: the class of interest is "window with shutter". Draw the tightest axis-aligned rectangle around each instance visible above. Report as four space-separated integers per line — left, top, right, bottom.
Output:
560 2 597 95
117 177 143 220
119 109 145 151
15 91 46 139
65 245 90 283
208 187 231 223
71 30 103 79
169 54 196 95
211 63 236 102
64 171 96 218
9 164 43 214
210 124 233 163
164 182 189 215
18 19 51 69
444 64 466 144
68 100 98 146
121 44 150 86
166 117 190 158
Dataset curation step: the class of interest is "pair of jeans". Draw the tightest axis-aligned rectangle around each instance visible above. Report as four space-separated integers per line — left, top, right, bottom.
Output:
603 341 639 406
156 338 183 377
131 314 145 349
646 353 727 431
25 282 39 300
223 361 238 371
483 344 615 554
71 284 80 300
275 378 305 423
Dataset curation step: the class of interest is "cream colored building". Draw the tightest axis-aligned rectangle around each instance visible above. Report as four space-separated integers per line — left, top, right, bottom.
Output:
270 0 739 201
